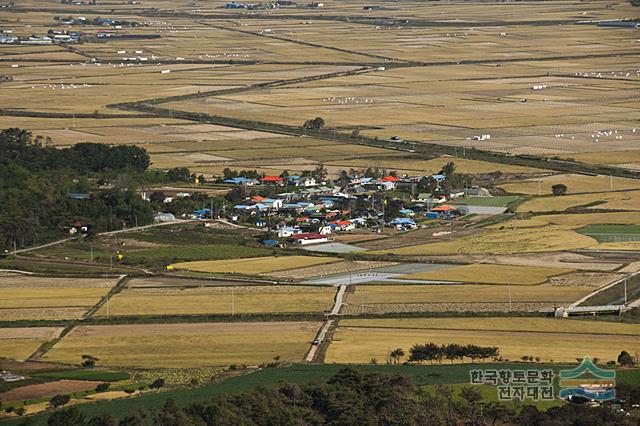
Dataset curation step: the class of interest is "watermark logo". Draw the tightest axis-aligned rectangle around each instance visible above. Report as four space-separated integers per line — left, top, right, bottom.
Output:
559 356 616 401
469 368 555 401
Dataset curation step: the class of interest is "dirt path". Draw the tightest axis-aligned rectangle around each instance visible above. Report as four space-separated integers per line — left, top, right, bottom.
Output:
13 220 194 255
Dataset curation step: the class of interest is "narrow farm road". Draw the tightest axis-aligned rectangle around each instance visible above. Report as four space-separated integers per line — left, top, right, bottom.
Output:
305 284 347 362
12 220 195 255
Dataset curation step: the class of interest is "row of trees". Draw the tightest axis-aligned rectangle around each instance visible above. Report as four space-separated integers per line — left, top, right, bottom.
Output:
409 343 500 364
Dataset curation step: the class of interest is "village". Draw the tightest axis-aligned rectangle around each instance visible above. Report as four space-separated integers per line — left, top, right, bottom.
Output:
153 163 496 249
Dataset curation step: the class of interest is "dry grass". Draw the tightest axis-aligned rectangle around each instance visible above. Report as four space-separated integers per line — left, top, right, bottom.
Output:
171 256 340 275
326 318 640 364
43 322 320 368
94 285 336 316
396 264 572 285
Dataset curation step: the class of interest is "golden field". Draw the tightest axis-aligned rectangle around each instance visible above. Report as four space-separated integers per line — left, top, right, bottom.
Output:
0 327 63 361
43 322 320 368
95 285 336 316
396 264 572 285
0 276 116 320
171 256 340 275
345 284 593 305
326 318 640 364
500 174 640 195
380 226 597 256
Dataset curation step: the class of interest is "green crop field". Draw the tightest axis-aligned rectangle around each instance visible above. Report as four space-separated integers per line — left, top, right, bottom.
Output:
578 225 640 243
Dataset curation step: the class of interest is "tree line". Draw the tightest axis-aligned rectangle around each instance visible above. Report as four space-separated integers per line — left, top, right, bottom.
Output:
0 128 153 250
39 368 634 426
409 343 499 364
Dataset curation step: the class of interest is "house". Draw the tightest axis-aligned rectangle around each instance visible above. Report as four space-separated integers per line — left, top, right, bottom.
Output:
223 177 259 185
328 220 355 232
288 176 317 187
261 198 283 210
261 176 285 186
276 226 302 238
189 209 210 220
289 233 329 245
389 218 416 229
398 208 415 217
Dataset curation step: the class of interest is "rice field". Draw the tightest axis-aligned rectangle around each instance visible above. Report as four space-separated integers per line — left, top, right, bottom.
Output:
500 174 640 195
517 191 640 213
170 256 340 275
0 327 63 361
396 264 573 285
379 226 597 256
94 285 336 316
344 284 593 306
42 322 321 368
0 275 117 320
326 318 640 364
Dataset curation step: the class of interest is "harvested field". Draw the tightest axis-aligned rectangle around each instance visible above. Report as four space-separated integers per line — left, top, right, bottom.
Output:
0 380 100 404
343 284 592 311
0 276 117 320
328 157 545 176
326 318 640 364
0 327 63 361
380 226 597 256
517 191 640 212
269 260 395 280
500 174 640 195
94 285 336 316
492 212 640 230
42 322 321 368
425 252 623 272
171 256 340 275
396 264 572 285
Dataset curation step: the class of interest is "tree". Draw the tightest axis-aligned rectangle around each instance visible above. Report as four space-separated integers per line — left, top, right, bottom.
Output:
303 117 325 130
167 167 191 182
95 382 110 392
149 378 166 389
484 401 513 426
81 354 98 368
618 350 636 367
47 407 86 426
552 183 567 196
87 413 117 426
390 348 405 364
49 394 71 408
311 164 328 182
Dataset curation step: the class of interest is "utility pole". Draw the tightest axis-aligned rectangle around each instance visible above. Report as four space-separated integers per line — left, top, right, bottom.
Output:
361 288 364 313
610 173 613 191
90 244 93 262
231 289 235 316
508 284 512 311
